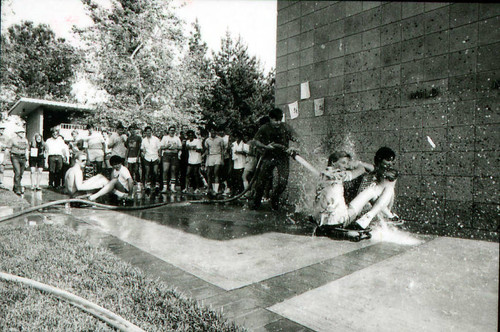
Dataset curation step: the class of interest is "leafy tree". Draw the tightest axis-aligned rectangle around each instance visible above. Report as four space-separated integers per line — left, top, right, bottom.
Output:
0 21 81 112
77 0 203 129
201 32 275 136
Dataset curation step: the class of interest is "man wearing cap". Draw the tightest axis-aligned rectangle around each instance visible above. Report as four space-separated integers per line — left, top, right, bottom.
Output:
0 124 8 189
8 127 29 194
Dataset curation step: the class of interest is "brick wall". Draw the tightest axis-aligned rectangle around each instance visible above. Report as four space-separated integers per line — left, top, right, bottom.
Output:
275 1 499 238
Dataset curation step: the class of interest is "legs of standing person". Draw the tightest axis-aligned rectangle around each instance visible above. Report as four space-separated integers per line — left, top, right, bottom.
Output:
48 155 56 188
271 157 289 210
213 164 221 194
251 158 275 209
142 158 151 189
30 166 36 190
54 156 63 188
230 168 244 195
11 155 26 194
162 158 171 192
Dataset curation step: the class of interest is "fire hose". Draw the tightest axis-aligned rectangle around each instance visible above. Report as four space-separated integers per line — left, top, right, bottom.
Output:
0 153 318 330
0 272 145 332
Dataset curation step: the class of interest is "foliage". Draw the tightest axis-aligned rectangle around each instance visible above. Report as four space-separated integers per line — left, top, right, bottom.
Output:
0 21 81 112
77 0 204 130
201 32 275 136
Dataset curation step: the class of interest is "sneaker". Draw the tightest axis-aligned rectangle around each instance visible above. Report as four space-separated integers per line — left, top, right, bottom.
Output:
194 189 201 195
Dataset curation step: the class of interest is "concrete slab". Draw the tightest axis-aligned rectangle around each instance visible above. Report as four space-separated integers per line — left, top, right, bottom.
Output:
268 237 499 332
74 209 375 290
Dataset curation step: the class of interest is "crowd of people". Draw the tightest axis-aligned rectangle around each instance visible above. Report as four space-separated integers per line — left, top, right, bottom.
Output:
0 107 400 230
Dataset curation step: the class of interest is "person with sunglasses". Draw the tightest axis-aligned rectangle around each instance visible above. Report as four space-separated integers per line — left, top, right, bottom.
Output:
65 152 109 197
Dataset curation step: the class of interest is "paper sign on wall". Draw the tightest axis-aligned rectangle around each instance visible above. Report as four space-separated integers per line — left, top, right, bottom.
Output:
300 82 310 100
288 101 299 119
314 98 324 116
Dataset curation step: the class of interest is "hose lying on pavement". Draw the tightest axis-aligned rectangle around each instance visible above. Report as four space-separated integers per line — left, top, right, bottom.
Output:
0 271 145 332
0 198 190 223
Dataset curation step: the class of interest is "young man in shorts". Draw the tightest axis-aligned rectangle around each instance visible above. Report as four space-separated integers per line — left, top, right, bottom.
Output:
160 125 182 193
125 125 142 189
140 126 161 192
204 127 225 194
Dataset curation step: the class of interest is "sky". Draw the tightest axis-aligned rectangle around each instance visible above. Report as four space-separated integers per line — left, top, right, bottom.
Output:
1 0 277 73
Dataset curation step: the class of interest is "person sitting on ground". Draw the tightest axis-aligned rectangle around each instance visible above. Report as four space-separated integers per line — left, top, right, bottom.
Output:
88 155 134 201
313 151 374 227
65 152 109 198
344 147 399 229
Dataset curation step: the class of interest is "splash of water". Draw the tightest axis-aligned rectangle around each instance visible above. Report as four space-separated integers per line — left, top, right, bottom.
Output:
371 219 423 245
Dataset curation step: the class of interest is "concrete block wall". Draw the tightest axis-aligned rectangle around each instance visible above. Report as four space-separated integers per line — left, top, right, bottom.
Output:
276 1 499 238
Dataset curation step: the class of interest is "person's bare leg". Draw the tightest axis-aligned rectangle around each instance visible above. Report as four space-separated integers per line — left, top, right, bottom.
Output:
352 182 395 229
89 179 118 201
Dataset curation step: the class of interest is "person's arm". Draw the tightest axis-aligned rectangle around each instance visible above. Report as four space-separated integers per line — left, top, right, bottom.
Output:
349 160 374 179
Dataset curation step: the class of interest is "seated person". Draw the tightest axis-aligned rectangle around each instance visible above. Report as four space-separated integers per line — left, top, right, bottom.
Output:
65 152 109 197
313 151 374 227
345 147 399 229
89 155 134 201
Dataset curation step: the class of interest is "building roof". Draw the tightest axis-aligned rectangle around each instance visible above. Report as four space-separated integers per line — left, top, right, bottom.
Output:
8 97 94 117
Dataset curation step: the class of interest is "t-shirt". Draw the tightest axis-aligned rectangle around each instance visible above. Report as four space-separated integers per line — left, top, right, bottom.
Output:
9 136 29 155
205 137 224 156
108 132 128 158
141 135 161 162
126 135 142 158
232 141 246 169
186 139 202 165
254 122 296 158
160 135 182 154
45 136 67 156
87 132 105 150
112 165 132 191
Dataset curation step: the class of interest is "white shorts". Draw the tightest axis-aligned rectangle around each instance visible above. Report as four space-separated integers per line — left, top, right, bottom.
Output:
88 149 104 162
206 154 222 167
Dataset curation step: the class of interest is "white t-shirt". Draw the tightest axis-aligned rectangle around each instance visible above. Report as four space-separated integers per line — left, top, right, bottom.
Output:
231 141 246 170
45 136 68 156
160 135 182 154
141 136 161 162
186 139 202 165
112 165 132 191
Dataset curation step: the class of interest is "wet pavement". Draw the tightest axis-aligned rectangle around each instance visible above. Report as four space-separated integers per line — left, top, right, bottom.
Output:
3 187 499 331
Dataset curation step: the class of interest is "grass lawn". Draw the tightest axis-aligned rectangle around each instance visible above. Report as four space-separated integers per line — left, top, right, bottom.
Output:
0 222 244 331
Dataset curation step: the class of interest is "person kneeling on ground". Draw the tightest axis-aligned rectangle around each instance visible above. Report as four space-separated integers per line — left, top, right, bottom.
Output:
344 147 399 229
88 155 134 201
65 152 109 197
313 151 374 227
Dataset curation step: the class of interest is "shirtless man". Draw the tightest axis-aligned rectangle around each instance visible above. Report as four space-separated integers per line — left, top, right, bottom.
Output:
65 152 109 197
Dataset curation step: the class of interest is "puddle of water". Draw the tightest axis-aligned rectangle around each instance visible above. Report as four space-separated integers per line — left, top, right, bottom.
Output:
0 206 14 217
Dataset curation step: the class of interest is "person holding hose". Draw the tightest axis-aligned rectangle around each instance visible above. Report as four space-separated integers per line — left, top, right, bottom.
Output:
250 107 299 210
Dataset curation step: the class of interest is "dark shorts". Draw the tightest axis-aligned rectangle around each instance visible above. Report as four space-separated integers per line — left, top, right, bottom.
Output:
29 157 44 168
162 153 179 166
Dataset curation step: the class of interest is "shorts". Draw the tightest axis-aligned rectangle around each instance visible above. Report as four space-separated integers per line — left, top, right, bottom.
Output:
206 154 222 167
162 153 179 166
88 149 104 162
29 157 44 168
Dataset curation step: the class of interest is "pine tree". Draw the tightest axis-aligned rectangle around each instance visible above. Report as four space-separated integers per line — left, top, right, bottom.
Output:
0 22 81 112
201 32 275 136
